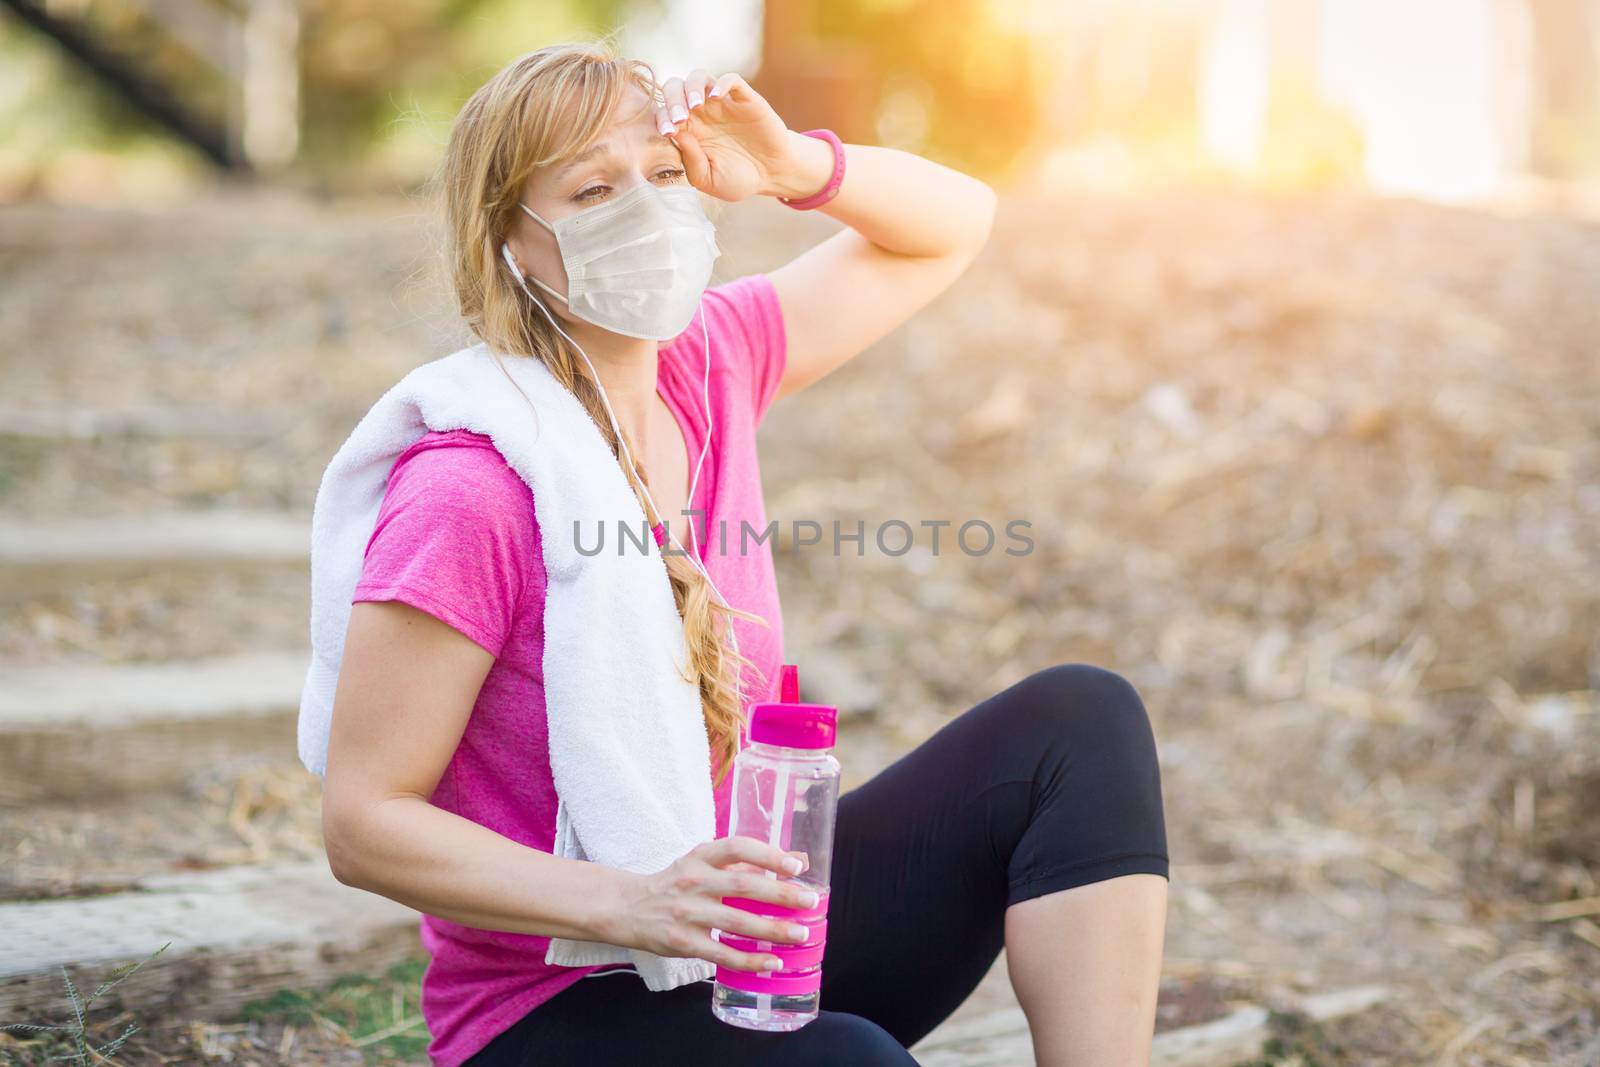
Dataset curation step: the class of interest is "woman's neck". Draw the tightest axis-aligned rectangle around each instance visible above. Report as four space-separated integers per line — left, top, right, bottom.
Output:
573 328 662 451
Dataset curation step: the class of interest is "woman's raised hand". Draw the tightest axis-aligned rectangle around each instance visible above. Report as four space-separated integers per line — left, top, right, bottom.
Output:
605 836 818 973
655 70 794 203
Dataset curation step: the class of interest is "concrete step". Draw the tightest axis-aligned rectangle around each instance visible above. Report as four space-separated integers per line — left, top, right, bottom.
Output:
1 764 323 902
0 861 419 1023
0 650 308 801
0 405 286 442
909 985 1390 1066
0 510 309 597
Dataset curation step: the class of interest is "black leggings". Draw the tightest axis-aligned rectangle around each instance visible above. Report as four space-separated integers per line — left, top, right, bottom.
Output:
467 663 1169 1066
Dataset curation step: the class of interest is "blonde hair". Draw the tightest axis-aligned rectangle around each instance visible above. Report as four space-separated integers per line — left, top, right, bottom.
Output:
431 38 761 786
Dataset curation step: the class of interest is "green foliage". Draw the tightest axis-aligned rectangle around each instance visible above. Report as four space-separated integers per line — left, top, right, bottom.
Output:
1231 1008 1350 1067
238 954 431 1062
0 24 171 156
1536 109 1600 179
1256 75 1365 191
812 0 1039 179
0 948 429 1065
0 0 651 185
0 942 172 1066
294 0 646 177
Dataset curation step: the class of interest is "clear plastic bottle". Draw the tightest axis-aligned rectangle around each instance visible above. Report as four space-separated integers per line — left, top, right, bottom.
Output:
712 664 840 1032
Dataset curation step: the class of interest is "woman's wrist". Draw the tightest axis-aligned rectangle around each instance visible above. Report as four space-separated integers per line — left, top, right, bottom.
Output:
763 129 838 201
586 865 644 947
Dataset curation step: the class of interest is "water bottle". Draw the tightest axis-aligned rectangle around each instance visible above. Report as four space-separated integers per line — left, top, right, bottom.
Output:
712 664 840 1032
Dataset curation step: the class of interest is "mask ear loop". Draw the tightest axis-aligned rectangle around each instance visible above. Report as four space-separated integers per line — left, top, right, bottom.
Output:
499 242 738 656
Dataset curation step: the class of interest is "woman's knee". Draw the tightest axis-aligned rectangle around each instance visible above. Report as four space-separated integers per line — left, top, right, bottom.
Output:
1012 661 1151 730
991 663 1162 774
1002 664 1169 882
780 1011 916 1065
1031 661 1145 706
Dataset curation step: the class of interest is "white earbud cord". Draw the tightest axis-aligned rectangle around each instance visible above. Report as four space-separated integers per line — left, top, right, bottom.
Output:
500 243 738 656
685 311 714 563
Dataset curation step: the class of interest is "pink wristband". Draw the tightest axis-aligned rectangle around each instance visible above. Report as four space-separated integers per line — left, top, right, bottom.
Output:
778 129 845 211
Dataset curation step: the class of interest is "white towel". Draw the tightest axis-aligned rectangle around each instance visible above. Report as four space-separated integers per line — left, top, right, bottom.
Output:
297 340 717 990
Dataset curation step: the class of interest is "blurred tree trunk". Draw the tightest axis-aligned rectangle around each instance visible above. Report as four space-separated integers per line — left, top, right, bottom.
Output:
1525 0 1600 176
752 0 876 144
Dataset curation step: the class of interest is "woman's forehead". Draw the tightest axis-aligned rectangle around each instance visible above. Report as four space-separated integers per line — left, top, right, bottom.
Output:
577 86 657 151
608 84 662 138
523 83 667 200
540 104 669 181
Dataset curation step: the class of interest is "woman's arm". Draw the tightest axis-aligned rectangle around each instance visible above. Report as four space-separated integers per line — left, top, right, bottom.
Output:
321 599 818 968
660 72 995 402
321 600 624 938
760 134 997 401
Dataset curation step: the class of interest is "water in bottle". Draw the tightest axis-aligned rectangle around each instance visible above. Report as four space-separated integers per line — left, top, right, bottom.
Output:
712 664 840 1032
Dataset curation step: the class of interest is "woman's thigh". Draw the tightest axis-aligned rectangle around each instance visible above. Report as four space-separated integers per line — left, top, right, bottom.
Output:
818 663 1170 1047
466 971 917 1066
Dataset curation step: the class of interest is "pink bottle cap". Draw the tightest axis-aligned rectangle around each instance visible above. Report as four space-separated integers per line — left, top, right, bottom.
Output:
748 665 838 749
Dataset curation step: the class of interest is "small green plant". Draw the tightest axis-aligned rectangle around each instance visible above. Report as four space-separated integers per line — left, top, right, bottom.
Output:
239 955 431 1062
1231 1007 1349 1067
0 941 171 1065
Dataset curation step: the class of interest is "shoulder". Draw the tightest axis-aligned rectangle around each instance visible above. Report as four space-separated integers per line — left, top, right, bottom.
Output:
380 430 538 547
392 431 530 503
703 272 782 327
703 273 784 358
358 430 543 656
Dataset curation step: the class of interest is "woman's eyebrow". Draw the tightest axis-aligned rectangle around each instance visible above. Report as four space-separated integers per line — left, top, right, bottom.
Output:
554 133 678 178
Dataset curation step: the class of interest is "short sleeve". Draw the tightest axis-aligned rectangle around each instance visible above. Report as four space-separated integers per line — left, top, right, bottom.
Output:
351 437 539 659
703 272 788 425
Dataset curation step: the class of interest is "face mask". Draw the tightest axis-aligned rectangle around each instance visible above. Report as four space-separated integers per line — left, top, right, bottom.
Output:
508 181 720 341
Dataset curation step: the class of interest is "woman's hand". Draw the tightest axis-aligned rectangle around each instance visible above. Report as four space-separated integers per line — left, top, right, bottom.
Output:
656 70 829 204
601 836 820 972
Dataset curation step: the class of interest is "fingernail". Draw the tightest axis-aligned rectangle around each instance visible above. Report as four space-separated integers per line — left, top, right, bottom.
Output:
789 924 808 941
659 120 673 136
689 92 703 109
782 857 802 874
802 890 820 908
670 105 687 122
763 957 782 970
708 87 722 99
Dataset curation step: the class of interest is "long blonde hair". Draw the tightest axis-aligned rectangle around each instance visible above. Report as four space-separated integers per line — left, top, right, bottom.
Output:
432 39 761 786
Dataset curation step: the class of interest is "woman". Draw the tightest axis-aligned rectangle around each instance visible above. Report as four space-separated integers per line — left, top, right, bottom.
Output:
320 39 1169 1067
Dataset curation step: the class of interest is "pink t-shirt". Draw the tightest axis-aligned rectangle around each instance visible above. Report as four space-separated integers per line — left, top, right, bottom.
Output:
349 273 787 1067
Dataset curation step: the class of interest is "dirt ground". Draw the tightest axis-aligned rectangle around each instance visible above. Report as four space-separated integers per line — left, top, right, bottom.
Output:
1 181 1597 1065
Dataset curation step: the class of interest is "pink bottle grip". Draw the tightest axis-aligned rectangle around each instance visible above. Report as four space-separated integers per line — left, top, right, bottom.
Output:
721 888 830 922
718 933 827 970
715 963 823 996
717 917 826 946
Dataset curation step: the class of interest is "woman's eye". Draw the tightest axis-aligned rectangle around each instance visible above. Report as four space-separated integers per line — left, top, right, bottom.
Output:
574 170 686 203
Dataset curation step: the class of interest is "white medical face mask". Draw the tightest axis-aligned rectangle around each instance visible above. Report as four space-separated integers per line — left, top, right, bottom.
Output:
510 180 720 341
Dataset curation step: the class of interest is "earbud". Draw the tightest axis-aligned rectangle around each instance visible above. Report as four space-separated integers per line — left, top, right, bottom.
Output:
500 242 523 279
